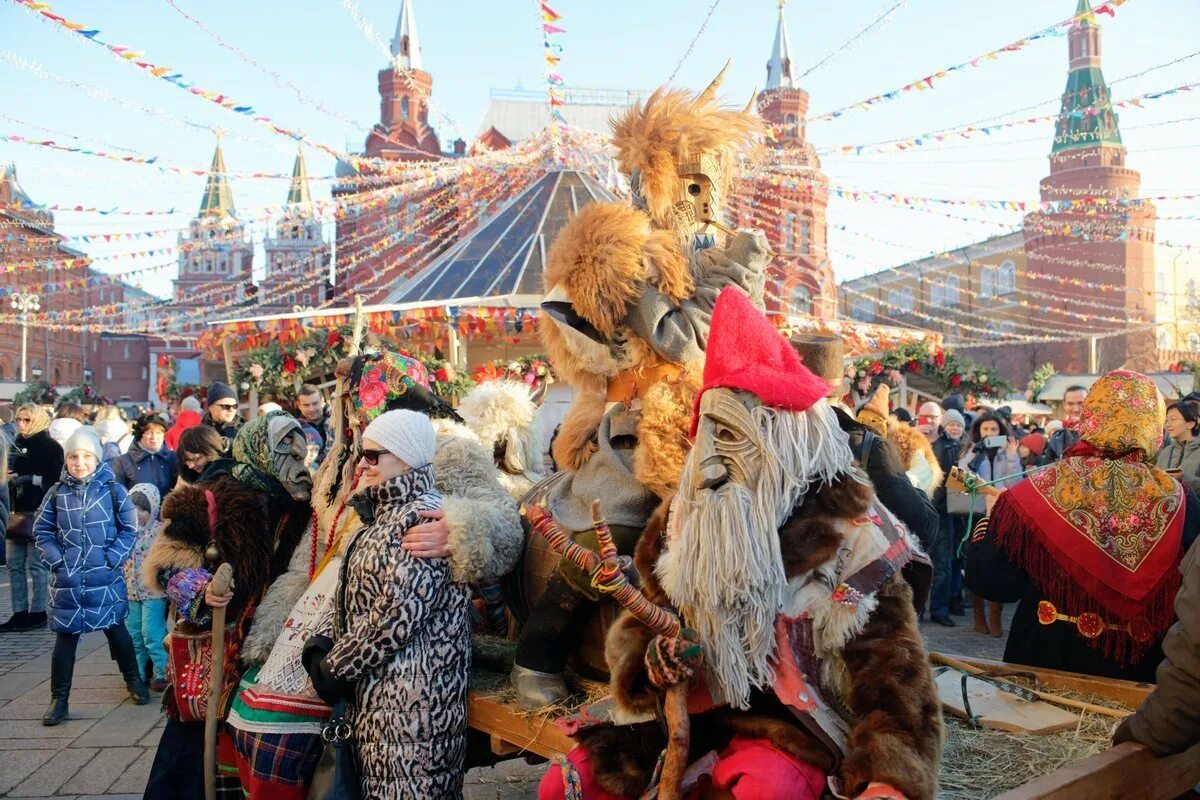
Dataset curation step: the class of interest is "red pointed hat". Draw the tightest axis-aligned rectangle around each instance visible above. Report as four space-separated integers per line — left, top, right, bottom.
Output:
690 287 832 436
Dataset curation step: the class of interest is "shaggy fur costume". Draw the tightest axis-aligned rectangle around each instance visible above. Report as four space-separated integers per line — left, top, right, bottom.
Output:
888 424 945 499
458 380 545 501
542 202 703 492
578 477 943 800
143 476 301 623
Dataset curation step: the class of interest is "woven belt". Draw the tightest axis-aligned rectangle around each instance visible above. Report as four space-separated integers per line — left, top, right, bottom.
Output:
1036 600 1152 643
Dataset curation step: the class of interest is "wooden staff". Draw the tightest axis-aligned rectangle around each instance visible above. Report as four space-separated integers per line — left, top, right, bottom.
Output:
930 652 1131 719
523 500 690 800
204 563 234 800
348 294 366 357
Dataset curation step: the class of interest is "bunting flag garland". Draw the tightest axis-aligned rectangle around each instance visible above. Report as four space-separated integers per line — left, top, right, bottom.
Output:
809 0 1133 122
820 80 1199 155
540 1 569 141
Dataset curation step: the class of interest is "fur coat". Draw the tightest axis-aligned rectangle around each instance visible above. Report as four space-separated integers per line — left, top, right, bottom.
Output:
240 419 521 667
578 476 943 800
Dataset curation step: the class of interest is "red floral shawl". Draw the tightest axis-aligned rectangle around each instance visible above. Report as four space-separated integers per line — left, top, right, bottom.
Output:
990 370 1185 665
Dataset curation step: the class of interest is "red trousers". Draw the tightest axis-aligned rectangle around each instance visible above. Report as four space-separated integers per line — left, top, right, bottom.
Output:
538 736 826 800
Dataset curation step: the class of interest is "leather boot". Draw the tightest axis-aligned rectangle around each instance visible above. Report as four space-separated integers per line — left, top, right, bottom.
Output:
44 637 74 726
972 596 989 634
42 697 68 726
988 602 1004 639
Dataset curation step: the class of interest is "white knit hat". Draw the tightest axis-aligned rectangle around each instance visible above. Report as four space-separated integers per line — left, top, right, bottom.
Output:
63 426 103 461
362 409 436 469
48 417 83 446
180 395 202 413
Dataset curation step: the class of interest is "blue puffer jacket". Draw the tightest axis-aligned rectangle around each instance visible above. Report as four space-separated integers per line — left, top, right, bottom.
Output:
33 461 137 634
113 441 177 498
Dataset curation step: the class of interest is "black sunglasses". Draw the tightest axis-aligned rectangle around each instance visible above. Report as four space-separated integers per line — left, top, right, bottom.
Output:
357 448 388 466
213 402 238 411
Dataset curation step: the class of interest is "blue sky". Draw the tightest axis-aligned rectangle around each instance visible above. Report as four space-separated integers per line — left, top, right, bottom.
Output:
1 0 1198 300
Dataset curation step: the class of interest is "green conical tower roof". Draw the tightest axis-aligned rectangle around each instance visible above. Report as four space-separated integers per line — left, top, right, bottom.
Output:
1051 0 1122 154
285 149 312 208
199 141 237 217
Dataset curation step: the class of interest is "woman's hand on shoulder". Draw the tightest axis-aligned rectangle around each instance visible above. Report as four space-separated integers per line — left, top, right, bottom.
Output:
403 509 449 559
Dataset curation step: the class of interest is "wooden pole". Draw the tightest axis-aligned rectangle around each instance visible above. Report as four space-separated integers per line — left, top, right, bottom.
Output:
930 653 1131 719
221 338 235 385
348 294 366 357
203 563 234 800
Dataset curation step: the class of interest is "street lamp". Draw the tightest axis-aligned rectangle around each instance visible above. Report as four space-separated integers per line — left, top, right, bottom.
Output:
9 291 41 383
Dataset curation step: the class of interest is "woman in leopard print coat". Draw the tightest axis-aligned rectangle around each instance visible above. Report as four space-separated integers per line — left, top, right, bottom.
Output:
306 411 470 799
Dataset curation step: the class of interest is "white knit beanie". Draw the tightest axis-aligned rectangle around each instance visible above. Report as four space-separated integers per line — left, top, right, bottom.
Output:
181 395 202 413
63 426 103 461
362 409 436 470
48 417 83 446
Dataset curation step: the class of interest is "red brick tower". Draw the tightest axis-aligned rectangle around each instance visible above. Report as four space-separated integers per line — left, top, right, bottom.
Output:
735 0 835 319
333 0 447 302
1022 0 1156 372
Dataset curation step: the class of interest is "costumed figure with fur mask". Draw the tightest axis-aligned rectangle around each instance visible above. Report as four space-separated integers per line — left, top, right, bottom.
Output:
513 63 771 708
540 289 942 800
219 352 522 795
141 411 314 800
855 384 945 500
458 379 547 502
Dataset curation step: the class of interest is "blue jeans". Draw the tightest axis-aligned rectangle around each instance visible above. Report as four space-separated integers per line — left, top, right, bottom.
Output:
929 513 964 617
7 539 48 614
125 598 168 680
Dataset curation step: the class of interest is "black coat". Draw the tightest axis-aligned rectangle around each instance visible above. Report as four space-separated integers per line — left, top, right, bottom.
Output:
1035 427 1080 466
836 408 940 550
966 487 1200 683
929 433 961 513
10 430 64 513
200 412 243 452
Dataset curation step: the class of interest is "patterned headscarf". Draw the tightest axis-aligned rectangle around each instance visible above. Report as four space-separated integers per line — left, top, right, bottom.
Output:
1075 369 1165 461
349 351 460 426
232 411 311 501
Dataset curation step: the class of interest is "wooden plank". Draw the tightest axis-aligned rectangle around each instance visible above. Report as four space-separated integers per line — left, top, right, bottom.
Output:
934 653 1155 708
936 669 1079 734
996 741 1200 800
467 691 574 760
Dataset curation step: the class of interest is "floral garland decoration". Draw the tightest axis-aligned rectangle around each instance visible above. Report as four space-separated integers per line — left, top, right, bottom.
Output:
1025 363 1058 402
13 379 57 406
155 354 200 403
472 355 556 391
850 342 1011 400
234 326 355 399
59 383 114 406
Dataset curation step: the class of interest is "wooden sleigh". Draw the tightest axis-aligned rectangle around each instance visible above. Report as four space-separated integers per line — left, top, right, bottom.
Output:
465 653 1200 800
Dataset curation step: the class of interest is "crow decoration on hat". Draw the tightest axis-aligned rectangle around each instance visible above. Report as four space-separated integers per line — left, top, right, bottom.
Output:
544 288 942 800
514 64 772 709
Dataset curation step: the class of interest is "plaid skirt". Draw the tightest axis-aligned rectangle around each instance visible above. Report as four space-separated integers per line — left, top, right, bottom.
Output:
229 727 323 792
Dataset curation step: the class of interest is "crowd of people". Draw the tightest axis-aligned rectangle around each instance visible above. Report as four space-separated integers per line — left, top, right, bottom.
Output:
0 357 1197 797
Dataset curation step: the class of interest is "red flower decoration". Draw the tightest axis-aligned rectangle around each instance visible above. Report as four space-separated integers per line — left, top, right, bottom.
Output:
950 374 963 388
869 360 884 376
326 330 342 349
434 368 450 383
905 359 920 372
282 355 297 374
933 349 946 368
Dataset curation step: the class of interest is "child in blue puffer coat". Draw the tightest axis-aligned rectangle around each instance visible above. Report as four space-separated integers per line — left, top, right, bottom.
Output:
34 426 151 727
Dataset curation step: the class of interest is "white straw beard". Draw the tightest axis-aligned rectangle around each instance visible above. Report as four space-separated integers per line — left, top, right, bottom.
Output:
655 400 859 709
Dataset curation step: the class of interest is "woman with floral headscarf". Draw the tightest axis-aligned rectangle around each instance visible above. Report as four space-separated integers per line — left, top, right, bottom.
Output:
967 370 1200 681
142 411 314 800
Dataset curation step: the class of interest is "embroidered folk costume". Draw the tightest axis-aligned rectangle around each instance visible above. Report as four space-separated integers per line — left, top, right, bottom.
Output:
540 289 941 800
968 369 1200 681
